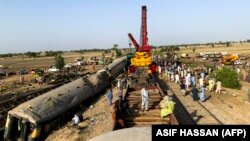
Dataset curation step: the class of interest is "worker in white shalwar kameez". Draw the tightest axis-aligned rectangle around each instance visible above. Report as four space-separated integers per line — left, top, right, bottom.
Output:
141 87 149 111
175 73 180 84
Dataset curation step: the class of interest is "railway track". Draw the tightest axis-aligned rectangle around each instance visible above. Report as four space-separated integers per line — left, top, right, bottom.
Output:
116 75 178 129
165 80 223 125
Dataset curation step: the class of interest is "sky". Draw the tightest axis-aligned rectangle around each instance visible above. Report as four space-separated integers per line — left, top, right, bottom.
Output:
0 0 250 54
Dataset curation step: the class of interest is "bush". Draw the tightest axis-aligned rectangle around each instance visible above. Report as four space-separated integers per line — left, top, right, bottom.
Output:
25 52 38 58
112 45 122 58
54 55 65 70
212 67 240 89
226 42 231 47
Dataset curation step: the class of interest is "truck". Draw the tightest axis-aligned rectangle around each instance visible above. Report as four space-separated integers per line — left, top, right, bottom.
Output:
222 54 239 65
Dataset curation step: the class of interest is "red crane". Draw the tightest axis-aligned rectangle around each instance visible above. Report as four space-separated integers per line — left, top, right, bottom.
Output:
128 6 151 53
128 6 157 74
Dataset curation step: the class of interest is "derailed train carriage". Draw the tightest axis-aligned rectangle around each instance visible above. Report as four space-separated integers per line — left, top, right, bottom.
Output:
4 57 127 141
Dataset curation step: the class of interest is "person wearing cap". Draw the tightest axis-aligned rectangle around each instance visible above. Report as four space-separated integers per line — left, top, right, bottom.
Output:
141 87 149 112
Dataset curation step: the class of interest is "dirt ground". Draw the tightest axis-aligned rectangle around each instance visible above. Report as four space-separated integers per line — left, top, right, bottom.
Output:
179 43 250 57
45 79 250 141
45 85 122 141
0 73 49 96
1 45 250 140
0 52 104 96
178 43 250 124
0 52 102 72
198 80 250 124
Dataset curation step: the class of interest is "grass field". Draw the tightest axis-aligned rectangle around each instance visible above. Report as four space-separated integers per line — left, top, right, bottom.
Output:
0 52 102 72
1 43 249 72
178 43 250 57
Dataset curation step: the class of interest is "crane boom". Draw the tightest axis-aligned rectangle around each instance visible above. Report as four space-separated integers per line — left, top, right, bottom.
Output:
140 6 150 52
128 33 140 51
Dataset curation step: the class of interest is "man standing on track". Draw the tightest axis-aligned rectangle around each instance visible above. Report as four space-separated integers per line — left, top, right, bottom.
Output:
141 87 149 112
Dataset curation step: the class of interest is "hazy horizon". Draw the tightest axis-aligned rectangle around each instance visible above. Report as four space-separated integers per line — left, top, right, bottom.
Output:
1 0 250 54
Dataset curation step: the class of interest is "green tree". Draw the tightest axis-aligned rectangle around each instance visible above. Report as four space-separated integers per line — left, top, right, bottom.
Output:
211 67 240 89
192 48 196 52
101 51 105 60
25 52 38 58
79 49 84 54
226 42 231 47
112 44 122 57
173 46 180 51
54 55 65 70
211 43 214 48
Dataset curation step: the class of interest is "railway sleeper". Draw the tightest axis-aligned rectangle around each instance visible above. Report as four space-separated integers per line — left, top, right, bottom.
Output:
127 95 161 98
125 116 170 122
126 121 170 126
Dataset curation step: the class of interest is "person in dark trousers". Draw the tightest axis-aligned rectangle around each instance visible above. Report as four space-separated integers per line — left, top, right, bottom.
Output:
191 85 199 101
111 100 125 129
180 81 186 96
122 77 127 89
107 89 113 106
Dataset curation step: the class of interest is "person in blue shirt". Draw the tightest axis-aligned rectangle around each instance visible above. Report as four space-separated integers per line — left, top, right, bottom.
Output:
200 86 206 102
107 89 113 106
192 85 199 101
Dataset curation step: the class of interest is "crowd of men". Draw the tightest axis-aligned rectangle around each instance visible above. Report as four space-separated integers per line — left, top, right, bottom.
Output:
156 60 225 102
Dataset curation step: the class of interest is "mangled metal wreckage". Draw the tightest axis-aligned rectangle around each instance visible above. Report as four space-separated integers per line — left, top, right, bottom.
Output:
4 57 127 141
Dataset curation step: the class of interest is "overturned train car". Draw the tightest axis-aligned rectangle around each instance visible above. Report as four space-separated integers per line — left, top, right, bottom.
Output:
4 57 127 141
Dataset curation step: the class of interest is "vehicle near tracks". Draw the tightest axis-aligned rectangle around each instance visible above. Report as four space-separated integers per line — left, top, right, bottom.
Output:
47 66 59 73
64 63 73 68
181 53 190 59
196 52 222 59
234 60 243 65
4 57 127 141
18 69 28 75
222 54 239 65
